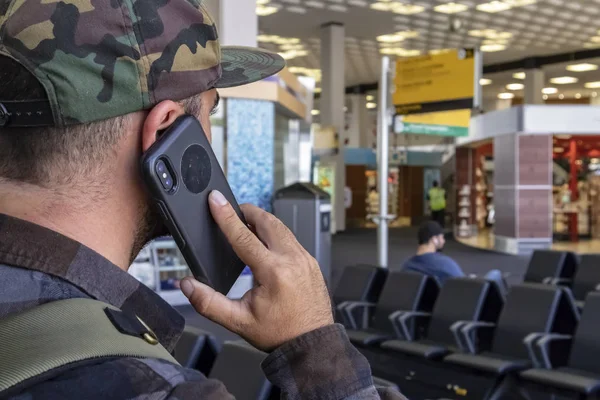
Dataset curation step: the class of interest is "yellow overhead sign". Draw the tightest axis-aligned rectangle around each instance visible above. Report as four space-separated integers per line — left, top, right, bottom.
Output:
394 49 475 115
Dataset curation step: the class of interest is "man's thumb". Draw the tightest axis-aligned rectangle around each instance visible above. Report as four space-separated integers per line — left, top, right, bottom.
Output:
180 278 249 332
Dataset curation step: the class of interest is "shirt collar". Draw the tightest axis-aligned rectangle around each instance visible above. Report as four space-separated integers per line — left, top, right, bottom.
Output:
0 213 184 351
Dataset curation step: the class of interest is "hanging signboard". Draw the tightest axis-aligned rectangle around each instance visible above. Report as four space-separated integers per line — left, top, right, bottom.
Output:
393 109 471 137
394 49 475 115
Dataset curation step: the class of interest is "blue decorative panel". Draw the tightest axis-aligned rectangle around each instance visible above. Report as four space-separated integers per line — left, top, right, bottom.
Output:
227 99 275 211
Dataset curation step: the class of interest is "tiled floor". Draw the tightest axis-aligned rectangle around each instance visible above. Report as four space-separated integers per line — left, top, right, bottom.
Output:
458 228 600 254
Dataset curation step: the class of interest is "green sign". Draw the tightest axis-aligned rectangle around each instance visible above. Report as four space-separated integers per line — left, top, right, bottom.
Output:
396 122 468 137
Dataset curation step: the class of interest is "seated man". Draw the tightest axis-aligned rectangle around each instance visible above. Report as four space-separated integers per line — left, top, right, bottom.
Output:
402 221 463 285
402 222 507 296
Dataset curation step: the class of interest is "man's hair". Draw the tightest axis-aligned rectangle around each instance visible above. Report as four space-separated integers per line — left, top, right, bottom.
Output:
432 180 439 187
418 221 444 245
0 56 201 187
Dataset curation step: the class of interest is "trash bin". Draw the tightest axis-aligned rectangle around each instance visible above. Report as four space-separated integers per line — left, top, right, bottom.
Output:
273 183 332 288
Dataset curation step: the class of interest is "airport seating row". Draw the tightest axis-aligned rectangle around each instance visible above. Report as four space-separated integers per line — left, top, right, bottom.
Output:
174 326 399 399
332 250 600 400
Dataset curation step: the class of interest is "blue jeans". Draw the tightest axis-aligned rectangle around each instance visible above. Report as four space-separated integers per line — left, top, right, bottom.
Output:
484 269 508 298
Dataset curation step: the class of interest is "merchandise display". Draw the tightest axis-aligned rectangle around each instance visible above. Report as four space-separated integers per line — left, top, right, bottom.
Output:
129 239 192 306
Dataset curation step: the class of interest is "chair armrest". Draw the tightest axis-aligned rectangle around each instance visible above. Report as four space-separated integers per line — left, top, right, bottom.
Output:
459 321 496 354
343 302 376 330
535 334 573 369
543 277 572 286
388 311 431 341
450 321 470 353
523 332 548 368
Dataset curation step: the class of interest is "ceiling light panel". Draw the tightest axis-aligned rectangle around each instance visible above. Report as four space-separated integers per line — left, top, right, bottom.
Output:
506 83 524 90
498 92 515 99
566 63 598 72
550 76 579 84
434 2 469 14
585 82 600 89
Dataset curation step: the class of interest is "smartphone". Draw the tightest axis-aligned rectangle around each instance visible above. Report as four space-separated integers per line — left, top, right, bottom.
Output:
141 114 246 295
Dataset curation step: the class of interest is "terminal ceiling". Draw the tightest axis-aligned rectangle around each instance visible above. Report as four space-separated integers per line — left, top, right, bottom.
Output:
258 0 600 89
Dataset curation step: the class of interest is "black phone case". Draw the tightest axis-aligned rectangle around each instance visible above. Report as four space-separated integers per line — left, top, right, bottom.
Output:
141 115 246 295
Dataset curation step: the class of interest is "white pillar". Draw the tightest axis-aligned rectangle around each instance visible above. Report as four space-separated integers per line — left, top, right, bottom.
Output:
525 69 544 105
321 22 346 232
347 94 369 148
204 0 257 47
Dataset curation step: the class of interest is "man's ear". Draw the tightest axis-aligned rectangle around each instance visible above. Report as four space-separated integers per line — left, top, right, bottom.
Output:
141 100 185 153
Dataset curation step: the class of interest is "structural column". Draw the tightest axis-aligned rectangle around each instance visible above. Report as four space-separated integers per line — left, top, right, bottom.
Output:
204 0 258 47
320 22 346 232
494 134 552 254
524 69 545 105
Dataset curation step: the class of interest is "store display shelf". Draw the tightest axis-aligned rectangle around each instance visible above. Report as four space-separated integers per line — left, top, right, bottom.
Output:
159 265 188 272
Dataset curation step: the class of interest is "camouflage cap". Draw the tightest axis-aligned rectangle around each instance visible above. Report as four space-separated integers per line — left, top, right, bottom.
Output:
0 0 285 128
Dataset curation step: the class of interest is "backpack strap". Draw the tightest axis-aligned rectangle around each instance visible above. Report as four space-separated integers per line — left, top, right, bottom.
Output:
0 298 179 394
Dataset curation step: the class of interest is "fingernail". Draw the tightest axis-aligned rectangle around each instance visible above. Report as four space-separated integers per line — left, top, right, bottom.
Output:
210 190 229 206
181 279 195 298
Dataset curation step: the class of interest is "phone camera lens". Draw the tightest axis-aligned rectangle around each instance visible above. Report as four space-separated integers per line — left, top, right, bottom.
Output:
156 159 175 192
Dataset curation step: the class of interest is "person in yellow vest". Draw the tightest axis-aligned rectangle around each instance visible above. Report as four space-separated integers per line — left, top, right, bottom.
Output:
428 180 447 228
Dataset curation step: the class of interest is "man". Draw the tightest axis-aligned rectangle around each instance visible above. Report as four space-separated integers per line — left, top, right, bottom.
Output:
402 221 463 285
402 222 507 295
0 1 404 399
428 180 446 228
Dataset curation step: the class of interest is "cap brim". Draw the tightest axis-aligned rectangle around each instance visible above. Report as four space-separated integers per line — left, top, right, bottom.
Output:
215 46 286 89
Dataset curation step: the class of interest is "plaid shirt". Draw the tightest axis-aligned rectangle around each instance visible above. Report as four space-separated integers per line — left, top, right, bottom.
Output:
0 214 406 400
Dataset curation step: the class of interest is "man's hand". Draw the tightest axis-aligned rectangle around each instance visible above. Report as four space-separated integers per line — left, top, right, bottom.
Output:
180 190 334 351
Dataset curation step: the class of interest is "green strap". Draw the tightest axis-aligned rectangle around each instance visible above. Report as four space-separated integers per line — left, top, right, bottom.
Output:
0 298 178 393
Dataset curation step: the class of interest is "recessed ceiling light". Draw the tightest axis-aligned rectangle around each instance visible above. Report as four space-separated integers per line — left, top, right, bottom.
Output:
566 63 599 72
585 81 600 88
256 5 279 16
513 72 526 79
434 2 469 14
480 78 492 85
366 102 378 109
476 1 512 13
543 94 548 100
576 93 582 99
550 76 579 84
311 109 320 116
379 47 421 56
594 92 598 97
391 3 425 14
481 43 506 52
376 31 419 43
370 2 425 14
504 0 537 5
542 87 558 94
366 95 375 101
498 92 515 99
278 49 308 60
559 94 565 99
506 83 524 90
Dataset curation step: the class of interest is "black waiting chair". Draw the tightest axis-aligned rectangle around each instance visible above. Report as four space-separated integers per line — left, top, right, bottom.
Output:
208 341 272 400
345 271 439 346
444 283 579 378
524 250 578 285
519 292 600 397
174 326 220 376
333 264 387 327
381 278 504 360
571 254 600 307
